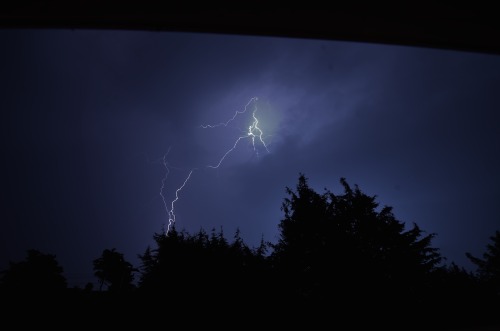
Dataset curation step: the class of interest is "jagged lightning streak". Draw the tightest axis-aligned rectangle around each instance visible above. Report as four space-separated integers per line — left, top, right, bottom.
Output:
205 97 270 169
199 97 255 129
160 97 270 234
159 148 195 234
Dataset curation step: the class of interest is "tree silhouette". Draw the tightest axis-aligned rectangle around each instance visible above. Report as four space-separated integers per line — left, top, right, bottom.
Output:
466 230 500 295
136 225 273 306
93 248 136 292
137 226 204 296
455 230 500 329
270 174 442 314
0 249 67 293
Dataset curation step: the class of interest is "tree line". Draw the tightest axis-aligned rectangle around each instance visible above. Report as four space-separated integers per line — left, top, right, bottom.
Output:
1 174 499 328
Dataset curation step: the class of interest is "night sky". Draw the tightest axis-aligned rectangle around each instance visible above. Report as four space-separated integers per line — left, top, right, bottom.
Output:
1 28 499 288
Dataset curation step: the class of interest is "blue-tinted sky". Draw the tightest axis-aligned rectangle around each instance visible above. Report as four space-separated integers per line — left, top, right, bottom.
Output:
1 28 499 287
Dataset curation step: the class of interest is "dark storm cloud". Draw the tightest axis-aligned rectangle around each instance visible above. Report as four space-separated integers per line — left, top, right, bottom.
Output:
1 28 499 286
264 45 500 268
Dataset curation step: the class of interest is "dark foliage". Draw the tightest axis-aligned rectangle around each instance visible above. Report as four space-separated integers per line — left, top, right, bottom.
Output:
271 175 442 303
137 226 272 303
267 174 448 327
467 230 500 295
3 174 499 329
0 249 67 293
93 248 136 292
465 230 500 326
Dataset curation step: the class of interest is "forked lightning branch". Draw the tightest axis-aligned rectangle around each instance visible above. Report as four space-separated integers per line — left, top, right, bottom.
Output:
160 97 270 234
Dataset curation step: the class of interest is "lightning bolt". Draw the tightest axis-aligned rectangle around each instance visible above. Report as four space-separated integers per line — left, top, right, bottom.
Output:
199 97 255 129
205 97 270 169
160 97 270 234
159 148 196 234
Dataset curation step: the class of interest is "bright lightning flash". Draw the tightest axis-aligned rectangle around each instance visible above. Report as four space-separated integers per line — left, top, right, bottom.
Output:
160 97 270 235
205 97 270 169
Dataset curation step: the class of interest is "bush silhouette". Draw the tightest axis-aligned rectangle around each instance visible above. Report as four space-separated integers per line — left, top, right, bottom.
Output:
0 249 67 293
